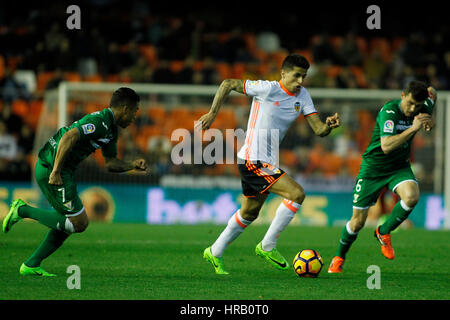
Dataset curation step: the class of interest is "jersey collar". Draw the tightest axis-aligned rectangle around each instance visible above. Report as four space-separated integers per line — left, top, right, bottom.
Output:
107 108 116 124
278 81 297 96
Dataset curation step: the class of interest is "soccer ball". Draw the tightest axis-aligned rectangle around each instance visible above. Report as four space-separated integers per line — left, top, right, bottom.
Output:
293 249 324 278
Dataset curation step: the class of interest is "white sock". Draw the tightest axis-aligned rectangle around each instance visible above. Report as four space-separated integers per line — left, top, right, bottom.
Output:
64 218 75 234
346 221 358 235
261 199 301 251
211 210 252 257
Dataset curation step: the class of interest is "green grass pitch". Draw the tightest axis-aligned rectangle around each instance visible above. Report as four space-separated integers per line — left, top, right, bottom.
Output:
1 221 449 300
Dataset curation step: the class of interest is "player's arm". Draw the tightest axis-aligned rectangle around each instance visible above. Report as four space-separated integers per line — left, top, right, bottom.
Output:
306 113 340 137
380 113 432 154
104 157 148 173
196 79 245 130
422 87 437 131
49 128 80 185
428 86 437 104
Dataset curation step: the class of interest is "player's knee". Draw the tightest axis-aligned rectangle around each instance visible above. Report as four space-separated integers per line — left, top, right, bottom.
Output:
289 188 305 204
402 195 419 209
73 217 89 233
240 208 259 221
352 218 365 232
350 213 367 232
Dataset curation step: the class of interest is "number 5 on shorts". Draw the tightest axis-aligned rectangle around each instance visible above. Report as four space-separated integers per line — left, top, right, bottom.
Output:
353 179 363 203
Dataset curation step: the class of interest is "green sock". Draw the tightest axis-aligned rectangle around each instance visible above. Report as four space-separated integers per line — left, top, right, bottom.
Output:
25 229 70 267
335 222 358 259
378 200 413 235
18 204 68 232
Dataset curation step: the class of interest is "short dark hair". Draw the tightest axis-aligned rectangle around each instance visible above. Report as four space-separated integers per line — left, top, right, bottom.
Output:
281 54 310 71
404 80 428 102
110 87 140 108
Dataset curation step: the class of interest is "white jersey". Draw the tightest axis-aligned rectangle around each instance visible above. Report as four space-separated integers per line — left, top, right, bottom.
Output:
237 80 317 167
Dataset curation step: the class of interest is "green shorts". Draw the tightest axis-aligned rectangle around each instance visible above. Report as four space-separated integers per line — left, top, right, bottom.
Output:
35 159 84 217
352 166 417 209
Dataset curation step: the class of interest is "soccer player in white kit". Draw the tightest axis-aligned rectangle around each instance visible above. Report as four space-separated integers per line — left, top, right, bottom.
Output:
196 54 340 274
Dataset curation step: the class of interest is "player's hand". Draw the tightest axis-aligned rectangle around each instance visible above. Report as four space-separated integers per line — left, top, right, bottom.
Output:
421 116 434 132
428 86 437 102
195 112 216 130
423 119 434 132
48 171 63 185
133 158 148 171
326 113 340 129
412 113 432 131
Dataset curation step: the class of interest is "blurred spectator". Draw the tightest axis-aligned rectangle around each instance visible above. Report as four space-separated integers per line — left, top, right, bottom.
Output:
312 34 338 65
193 57 220 85
158 17 192 61
400 65 416 89
305 65 328 87
262 60 281 81
338 32 362 66
45 69 64 90
0 120 18 160
147 135 172 175
0 113 30 179
128 56 153 83
281 121 314 150
334 126 358 157
226 28 253 63
256 31 281 54
44 23 67 55
336 67 358 88
100 42 126 76
152 60 175 84
202 33 228 62
176 57 195 84
53 38 77 71
0 68 31 103
1 4 448 186
424 64 446 90
17 123 35 156
363 48 388 89
145 16 164 45
78 57 98 78
0 102 23 136
242 62 259 80
126 41 144 67
20 41 48 73
398 33 428 69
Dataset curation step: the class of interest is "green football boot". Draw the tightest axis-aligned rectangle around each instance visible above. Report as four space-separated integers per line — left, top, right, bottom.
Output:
203 247 229 275
255 242 289 270
2 199 26 233
19 263 56 277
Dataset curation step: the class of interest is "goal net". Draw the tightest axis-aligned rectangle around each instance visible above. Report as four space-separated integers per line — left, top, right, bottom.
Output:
35 82 449 228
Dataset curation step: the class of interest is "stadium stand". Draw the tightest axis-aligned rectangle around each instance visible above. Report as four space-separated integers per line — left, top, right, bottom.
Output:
0 3 448 183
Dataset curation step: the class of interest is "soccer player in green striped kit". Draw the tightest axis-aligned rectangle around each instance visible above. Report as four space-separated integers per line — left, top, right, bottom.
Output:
2 87 148 276
328 81 437 273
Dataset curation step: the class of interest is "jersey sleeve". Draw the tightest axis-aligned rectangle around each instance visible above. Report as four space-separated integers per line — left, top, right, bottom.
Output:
101 135 118 158
423 97 435 115
73 113 109 142
243 80 272 98
378 107 398 137
300 88 317 117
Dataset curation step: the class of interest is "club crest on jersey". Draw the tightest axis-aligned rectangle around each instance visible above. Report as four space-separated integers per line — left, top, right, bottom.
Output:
82 123 96 135
294 102 300 112
383 120 394 133
63 201 74 210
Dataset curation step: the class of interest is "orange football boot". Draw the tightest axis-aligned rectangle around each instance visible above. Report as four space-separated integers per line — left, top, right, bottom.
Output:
374 226 395 260
328 256 345 273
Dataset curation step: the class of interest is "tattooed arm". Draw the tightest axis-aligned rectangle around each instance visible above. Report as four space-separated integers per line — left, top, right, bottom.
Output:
196 79 245 130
